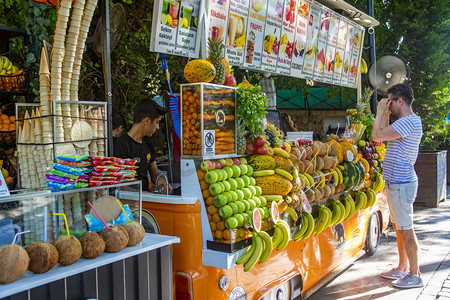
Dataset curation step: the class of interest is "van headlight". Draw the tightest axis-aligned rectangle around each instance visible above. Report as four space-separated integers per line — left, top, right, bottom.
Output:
228 286 247 300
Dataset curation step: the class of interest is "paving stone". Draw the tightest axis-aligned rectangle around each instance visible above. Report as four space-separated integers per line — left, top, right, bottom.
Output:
438 291 450 298
422 285 442 295
417 294 437 300
442 288 450 293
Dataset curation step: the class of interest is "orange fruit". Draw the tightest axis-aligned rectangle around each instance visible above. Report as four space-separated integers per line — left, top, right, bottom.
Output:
5 177 12 184
9 116 15 123
214 230 223 240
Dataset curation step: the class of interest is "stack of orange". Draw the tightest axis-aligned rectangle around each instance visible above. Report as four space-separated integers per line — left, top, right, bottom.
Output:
182 88 202 156
0 114 16 143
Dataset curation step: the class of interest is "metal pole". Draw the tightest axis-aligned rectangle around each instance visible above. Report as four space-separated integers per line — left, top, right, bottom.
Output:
101 0 114 156
367 0 377 114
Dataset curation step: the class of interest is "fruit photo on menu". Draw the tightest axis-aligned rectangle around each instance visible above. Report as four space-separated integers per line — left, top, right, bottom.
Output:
179 3 198 30
279 33 294 59
227 14 248 49
251 0 266 12
263 33 280 55
161 0 180 28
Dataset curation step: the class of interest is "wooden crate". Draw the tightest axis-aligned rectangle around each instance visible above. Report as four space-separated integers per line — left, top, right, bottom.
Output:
414 150 447 207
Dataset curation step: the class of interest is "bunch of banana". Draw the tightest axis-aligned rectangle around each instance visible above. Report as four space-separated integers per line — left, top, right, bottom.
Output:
0 56 18 75
298 172 314 189
343 194 356 220
346 109 358 117
354 190 368 211
293 212 314 241
271 220 291 251
365 188 377 207
372 173 385 193
236 230 274 271
361 58 368 74
235 33 246 47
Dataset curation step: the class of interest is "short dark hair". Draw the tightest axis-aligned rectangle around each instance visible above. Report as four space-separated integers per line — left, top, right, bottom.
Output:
112 112 125 130
133 99 168 123
387 83 414 105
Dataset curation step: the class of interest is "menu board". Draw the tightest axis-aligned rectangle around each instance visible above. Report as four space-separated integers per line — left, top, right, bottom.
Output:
290 0 310 77
275 0 297 74
323 14 339 83
175 0 202 56
333 20 347 84
261 0 284 72
312 9 329 82
340 23 354 86
302 4 320 78
243 0 268 68
206 0 230 47
225 0 251 65
151 0 181 55
347 26 363 86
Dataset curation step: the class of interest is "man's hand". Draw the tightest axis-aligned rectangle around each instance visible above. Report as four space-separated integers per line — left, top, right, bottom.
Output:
377 98 391 115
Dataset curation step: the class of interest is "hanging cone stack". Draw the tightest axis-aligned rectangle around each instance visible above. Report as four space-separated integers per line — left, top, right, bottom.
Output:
89 109 98 156
39 48 54 166
22 112 32 188
71 0 99 101
97 108 106 156
71 194 82 221
34 108 46 187
27 110 39 188
17 126 28 188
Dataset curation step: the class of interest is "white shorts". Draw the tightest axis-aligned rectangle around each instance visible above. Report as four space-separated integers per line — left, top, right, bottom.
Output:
385 181 418 230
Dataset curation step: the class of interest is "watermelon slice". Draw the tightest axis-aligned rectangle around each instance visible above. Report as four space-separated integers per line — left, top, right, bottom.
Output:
343 163 358 190
270 201 279 223
252 208 262 232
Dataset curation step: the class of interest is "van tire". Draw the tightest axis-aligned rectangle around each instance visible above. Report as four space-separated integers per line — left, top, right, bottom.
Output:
365 213 380 256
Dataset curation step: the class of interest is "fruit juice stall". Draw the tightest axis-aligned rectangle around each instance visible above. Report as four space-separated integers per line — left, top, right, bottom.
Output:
116 0 390 299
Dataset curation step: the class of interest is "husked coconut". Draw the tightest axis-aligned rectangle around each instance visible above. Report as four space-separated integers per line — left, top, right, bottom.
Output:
298 176 306 190
315 186 324 201
304 160 314 175
297 160 305 174
122 221 145 246
323 156 334 169
289 153 299 167
326 142 336 156
0 245 29 284
79 231 105 259
318 141 327 156
327 184 336 195
322 185 332 198
311 171 320 186
26 241 59 274
54 235 82 266
315 156 324 171
305 189 316 202
100 225 129 253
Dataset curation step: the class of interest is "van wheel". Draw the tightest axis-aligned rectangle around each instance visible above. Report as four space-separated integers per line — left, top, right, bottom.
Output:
365 213 380 256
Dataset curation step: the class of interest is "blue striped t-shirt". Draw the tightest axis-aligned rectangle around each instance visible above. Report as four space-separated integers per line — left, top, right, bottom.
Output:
383 114 423 183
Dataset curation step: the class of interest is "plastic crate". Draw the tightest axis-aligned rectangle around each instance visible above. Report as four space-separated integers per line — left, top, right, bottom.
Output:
0 148 17 190
0 51 29 92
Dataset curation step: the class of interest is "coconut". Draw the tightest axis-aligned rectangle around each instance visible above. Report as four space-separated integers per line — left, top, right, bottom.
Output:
297 160 305 174
290 147 301 159
54 235 82 266
298 176 306 190
304 160 313 175
315 186 324 201
315 156 324 171
122 221 145 246
305 189 316 202
322 185 332 198
326 142 336 156
308 144 319 159
318 142 327 156
311 171 320 186
0 245 29 284
323 156 333 170
79 231 105 259
328 184 336 195
289 153 299 167
100 225 129 253
26 241 59 274
328 134 340 142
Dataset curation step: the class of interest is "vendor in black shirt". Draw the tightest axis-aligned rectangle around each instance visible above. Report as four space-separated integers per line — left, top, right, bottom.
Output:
114 99 172 193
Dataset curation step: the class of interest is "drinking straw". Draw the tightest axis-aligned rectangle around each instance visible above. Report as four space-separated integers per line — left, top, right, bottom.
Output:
326 143 332 155
335 123 340 135
12 230 30 245
54 213 70 236
302 146 313 162
44 206 47 243
327 163 338 185
299 148 306 161
116 199 131 222
313 172 331 178
304 149 319 174
304 181 317 193
87 202 110 230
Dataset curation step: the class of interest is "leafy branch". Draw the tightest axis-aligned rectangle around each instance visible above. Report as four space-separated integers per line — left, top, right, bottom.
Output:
236 85 267 139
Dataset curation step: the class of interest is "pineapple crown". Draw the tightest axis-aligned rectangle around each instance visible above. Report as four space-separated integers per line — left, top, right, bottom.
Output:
208 37 225 61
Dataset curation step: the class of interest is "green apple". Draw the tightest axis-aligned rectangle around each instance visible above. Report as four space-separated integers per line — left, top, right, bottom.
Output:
234 213 245 227
209 183 222 195
242 187 252 200
263 207 270 218
238 164 248 175
216 169 223 182
228 190 238 202
242 199 250 211
235 177 245 189
358 139 366 147
229 202 239 214
222 181 231 192
247 198 256 211
247 165 254 176
223 166 234 179
239 158 248 165
236 201 246 213
227 178 238 191
220 169 228 181
235 189 244 201
258 208 265 219
255 186 262 196
225 217 238 229
247 185 256 197
243 213 250 225
249 176 256 186
241 175 250 187
231 165 241 178
216 194 228 206
252 196 261 207
258 195 267 207
205 171 218 184
219 205 233 218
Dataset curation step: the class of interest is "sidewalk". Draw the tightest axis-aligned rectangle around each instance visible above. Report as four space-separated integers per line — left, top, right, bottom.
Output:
307 186 450 300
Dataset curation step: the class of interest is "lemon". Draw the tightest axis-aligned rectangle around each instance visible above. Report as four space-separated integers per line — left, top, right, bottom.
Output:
166 14 172 26
2 168 9 178
183 17 188 28
161 14 167 25
179 18 184 28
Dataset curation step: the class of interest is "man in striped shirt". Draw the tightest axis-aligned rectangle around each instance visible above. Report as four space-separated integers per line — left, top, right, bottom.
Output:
372 83 423 289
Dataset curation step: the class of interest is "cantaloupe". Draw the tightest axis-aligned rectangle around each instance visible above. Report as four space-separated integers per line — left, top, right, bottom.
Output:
183 59 216 83
26 241 59 274
0 245 29 284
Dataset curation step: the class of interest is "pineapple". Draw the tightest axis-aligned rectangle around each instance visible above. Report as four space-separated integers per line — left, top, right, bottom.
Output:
207 37 227 85
357 87 374 117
